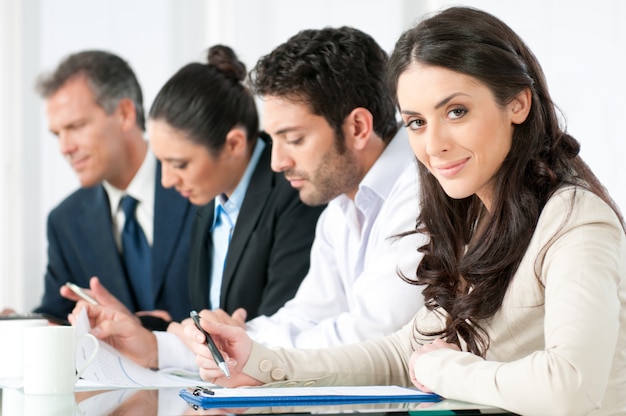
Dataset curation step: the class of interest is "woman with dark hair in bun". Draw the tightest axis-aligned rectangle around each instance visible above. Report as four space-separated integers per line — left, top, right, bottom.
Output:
148 45 323 325
70 45 323 371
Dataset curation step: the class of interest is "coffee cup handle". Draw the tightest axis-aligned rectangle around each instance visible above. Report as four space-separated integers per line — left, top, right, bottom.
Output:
75 333 99 380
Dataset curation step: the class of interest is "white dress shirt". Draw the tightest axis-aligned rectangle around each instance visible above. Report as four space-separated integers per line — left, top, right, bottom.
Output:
102 149 156 249
246 129 425 348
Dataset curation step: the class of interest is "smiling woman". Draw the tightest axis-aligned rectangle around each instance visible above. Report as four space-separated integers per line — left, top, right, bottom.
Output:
397 63 528 210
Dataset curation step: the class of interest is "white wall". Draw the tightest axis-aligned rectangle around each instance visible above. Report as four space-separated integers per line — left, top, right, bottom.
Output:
1 0 625 311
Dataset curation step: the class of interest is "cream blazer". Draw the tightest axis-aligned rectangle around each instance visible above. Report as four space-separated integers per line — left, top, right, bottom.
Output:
242 187 626 416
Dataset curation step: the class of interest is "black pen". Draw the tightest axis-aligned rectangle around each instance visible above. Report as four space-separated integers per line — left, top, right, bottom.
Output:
190 310 231 378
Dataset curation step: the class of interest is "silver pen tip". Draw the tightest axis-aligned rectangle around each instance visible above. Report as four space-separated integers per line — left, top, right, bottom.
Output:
218 361 231 378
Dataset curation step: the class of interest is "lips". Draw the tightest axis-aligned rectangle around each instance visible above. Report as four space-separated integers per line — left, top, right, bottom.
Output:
177 189 193 198
285 177 305 188
434 158 469 178
69 156 89 171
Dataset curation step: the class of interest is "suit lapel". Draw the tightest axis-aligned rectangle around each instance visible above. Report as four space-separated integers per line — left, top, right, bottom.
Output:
76 186 135 307
221 144 273 299
190 201 214 308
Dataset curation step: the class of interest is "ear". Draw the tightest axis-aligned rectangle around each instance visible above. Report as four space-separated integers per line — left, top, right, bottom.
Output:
509 87 532 125
344 107 374 151
223 127 248 158
116 98 138 131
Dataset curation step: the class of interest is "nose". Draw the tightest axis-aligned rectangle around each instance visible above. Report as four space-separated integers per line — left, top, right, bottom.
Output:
270 140 294 173
57 131 77 156
160 163 179 189
424 122 450 157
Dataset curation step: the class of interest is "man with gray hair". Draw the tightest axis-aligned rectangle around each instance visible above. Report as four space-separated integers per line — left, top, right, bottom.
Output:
32 50 195 329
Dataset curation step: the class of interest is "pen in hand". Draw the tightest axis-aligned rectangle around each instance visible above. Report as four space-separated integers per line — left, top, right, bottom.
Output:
190 310 231 378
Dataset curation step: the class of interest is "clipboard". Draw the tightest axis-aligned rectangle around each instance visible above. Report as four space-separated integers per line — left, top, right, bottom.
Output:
179 385 441 409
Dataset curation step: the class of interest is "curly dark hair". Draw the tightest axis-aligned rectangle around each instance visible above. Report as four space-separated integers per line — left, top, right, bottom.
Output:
249 26 398 144
388 7 625 356
149 45 258 155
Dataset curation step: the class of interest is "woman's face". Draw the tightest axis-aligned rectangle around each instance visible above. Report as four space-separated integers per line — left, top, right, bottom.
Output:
397 63 527 211
148 119 231 206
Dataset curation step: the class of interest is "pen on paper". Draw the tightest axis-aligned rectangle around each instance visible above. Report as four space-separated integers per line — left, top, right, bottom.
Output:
65 282 98 305
190 310 231 378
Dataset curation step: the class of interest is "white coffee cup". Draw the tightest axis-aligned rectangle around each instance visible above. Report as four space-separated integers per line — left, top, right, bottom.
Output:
0 318 48 378
22 325 99 395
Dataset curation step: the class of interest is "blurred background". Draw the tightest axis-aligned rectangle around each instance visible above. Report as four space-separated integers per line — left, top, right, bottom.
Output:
1 0 625 312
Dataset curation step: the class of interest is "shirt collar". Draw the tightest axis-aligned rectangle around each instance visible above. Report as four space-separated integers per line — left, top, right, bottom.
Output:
211 137 266 228
103 148 156 215
335 128 413 210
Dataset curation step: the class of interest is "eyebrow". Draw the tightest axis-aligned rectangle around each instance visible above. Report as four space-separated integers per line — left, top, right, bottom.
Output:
272 126 301 136
435 92 469 109
400 92 470 117
162 157 188 163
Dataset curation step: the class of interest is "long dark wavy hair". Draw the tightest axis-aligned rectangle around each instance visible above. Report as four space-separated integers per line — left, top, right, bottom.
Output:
388 6 625 356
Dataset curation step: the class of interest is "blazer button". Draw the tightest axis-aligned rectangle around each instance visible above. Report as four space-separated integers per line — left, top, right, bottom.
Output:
259 360 272 373
270 368 285 380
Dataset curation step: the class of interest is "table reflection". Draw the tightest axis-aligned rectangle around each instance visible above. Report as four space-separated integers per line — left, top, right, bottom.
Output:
1 387 515 416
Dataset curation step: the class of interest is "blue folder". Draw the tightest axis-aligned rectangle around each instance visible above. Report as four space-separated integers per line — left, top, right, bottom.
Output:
179 385 441 409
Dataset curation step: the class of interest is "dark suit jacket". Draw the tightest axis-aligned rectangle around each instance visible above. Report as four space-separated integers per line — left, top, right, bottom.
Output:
34 162 195 322
188 137 324 319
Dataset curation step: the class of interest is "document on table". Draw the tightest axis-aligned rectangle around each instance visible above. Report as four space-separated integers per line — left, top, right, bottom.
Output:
75 308 212 389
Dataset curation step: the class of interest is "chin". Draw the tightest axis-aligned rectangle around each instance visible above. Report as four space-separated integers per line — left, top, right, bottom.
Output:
444 190 473 200
299 193 329 207
189 195 209 206
78 177 100 188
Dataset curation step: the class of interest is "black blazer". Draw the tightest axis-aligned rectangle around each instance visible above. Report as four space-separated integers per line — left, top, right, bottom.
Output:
188 137 324 319
35 162 196 322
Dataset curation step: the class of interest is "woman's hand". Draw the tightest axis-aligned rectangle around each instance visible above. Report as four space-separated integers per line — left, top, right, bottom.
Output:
174 308 247 351
409 338 460 392
183 310 260 387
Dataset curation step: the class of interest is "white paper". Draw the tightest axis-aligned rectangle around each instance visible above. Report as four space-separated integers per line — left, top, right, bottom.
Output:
75 308 213 389
204 385 431 398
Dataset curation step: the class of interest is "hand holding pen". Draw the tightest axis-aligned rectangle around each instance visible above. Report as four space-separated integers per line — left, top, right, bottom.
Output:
186 310 263 387
190 310 231 378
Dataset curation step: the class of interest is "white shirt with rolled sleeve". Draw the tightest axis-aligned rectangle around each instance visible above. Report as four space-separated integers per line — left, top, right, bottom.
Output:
246 128 425 348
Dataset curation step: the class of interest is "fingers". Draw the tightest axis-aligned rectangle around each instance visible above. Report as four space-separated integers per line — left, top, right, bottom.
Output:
197 308 247 327
135 309 172 321
199 309 230 324
60 285 80 302
68 300 90 323
166 321 184 337
89 277 118 305
231 308 247 327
